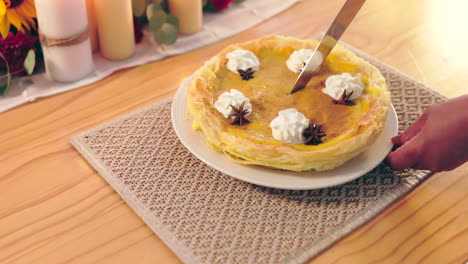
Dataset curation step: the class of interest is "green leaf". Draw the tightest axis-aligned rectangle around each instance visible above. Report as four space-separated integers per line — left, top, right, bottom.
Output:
149 10 167 31
146 2 162 20
24 49 36 75
235 0 245 3
132 0 147 17
154 23 178 45
202 0 208 7
158 0 169 13
166 14 179 29
0 52 11 96
203 2 217 12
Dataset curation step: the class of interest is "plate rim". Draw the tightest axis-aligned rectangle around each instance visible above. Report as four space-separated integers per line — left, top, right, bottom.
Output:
171 77 398 190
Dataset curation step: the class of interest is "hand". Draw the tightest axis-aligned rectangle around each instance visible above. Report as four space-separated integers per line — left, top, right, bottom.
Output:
387 95 468 172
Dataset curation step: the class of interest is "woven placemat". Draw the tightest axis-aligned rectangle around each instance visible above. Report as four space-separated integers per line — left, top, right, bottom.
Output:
70 46 446 264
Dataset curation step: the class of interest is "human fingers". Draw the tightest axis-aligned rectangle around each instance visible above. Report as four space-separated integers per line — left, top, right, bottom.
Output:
387 133 424 170
392 110 429 146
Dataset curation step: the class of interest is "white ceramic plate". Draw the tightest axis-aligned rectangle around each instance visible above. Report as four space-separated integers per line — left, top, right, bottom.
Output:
171 77 398 190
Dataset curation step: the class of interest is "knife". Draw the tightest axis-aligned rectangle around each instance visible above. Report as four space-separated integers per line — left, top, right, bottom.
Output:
290 0 367 94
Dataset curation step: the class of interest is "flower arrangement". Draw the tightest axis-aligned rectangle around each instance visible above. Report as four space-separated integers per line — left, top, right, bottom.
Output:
0 0 245 95
0 0 37 95
133 0 245 44
204 0 245 12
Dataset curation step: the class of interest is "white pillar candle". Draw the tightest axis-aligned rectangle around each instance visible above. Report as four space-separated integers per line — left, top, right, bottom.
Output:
168 0 202 35
35 0 94 82
94 0 135 61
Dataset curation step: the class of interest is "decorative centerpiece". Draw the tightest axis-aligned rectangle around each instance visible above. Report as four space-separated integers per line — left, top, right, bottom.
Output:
0 0 247 95
0 0 38 95
187 35 391 171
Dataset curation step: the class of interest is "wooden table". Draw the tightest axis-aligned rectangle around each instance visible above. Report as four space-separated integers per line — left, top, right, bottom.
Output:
1 0 467 263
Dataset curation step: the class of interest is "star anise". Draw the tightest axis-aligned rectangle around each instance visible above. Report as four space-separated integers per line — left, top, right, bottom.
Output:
303 122 326 145
332 90 355 106
238 68 255 80
229 101 250 126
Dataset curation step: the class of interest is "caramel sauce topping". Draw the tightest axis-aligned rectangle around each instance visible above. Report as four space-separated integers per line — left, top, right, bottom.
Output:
210 47 369 144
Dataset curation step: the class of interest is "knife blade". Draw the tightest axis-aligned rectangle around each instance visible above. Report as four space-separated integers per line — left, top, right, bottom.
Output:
290 0 367 94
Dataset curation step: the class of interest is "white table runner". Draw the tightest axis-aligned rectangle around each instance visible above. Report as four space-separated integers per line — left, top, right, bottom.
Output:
0 0 299 112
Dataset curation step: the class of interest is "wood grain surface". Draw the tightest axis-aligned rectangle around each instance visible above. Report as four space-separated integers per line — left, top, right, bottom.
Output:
1 0 467 263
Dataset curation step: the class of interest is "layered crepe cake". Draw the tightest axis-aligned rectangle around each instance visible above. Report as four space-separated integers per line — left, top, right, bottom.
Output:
187 35 390 171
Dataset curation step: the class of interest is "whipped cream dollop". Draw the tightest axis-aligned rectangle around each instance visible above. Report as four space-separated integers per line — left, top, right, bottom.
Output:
286 49 323 73
269 108 309 144
225 48 260 73
214 89 252 119
322 73 364 100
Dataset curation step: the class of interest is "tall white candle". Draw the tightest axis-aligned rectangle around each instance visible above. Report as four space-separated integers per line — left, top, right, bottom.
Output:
94 0 135 61
168 0 202 35
35 0 94 82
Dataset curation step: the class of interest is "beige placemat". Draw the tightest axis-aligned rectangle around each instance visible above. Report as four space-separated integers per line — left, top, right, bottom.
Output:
70 46 446 264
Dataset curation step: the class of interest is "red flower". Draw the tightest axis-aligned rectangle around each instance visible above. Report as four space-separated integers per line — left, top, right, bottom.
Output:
211 0 235 11
0 31 37 75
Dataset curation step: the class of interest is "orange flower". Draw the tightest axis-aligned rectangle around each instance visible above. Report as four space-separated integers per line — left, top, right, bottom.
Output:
0 0 37 39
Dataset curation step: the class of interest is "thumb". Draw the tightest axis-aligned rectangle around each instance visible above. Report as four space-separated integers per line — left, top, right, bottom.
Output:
392 111 429 146
388 133 424 170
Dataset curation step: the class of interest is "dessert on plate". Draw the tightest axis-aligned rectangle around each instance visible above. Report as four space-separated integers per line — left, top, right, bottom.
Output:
187 35 390 171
